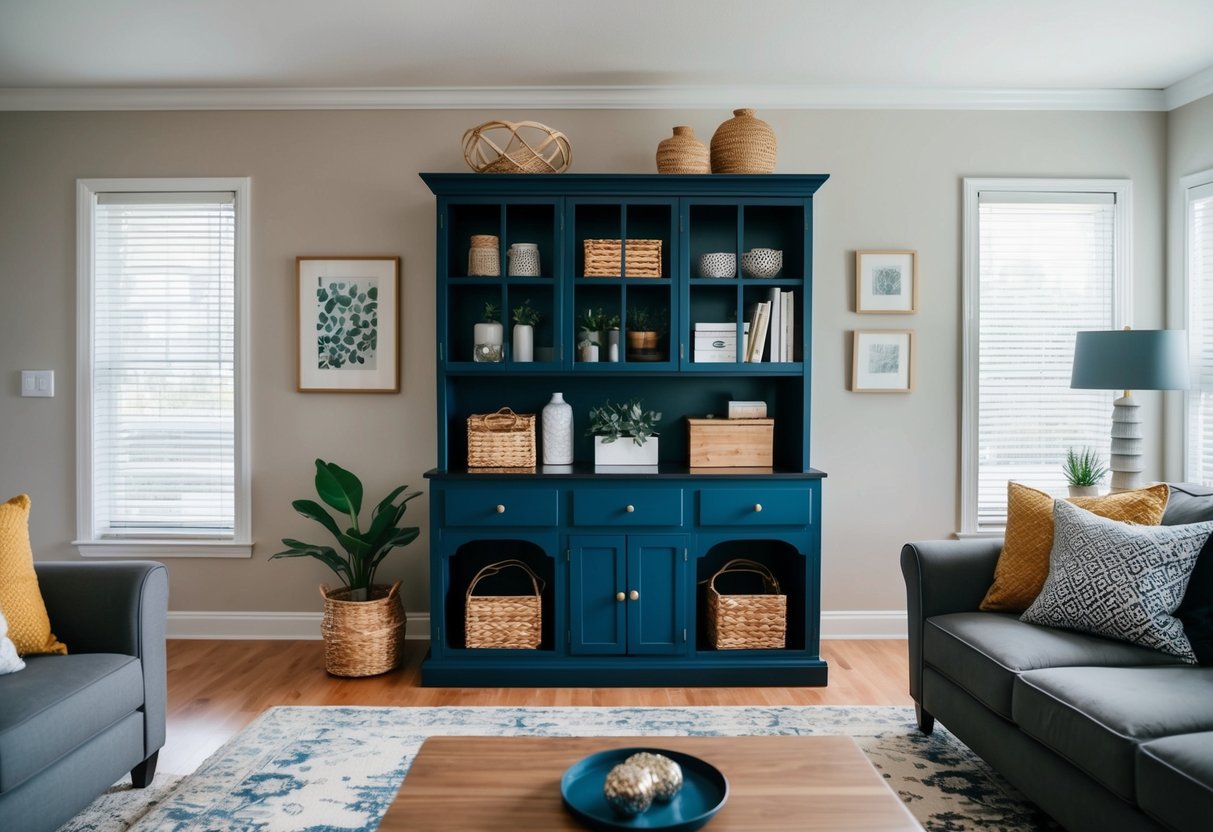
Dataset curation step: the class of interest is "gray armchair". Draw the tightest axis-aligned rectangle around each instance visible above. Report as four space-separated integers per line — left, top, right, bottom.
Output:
0 561 168 832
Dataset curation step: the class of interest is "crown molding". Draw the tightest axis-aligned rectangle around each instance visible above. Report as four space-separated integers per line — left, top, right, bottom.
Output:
1165 63 1213 110
0 84 1172 112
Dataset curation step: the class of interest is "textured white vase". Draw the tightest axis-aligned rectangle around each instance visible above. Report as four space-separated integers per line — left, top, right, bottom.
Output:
512 324 533 362
542 392 573 465
473 320 503 363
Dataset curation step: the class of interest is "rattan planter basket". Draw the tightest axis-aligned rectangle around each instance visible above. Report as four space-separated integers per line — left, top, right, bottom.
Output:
467 407 536 468
583 239 663 277
319 581 406 677
705 559 786 649
465 560 544 649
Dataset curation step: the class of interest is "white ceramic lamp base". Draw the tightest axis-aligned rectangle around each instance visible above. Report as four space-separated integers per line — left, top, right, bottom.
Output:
1108 393 1144 492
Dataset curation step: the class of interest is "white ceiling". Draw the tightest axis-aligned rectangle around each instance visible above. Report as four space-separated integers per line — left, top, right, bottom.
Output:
2 0 1212 111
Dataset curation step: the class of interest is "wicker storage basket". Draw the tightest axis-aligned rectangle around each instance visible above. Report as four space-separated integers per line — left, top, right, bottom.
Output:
705 559 786 649
467 407 536 468
319 581 406 677
584 239 663 277
465 560 544 649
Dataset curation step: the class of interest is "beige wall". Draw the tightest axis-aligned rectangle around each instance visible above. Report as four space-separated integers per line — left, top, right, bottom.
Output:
0 107 1170 622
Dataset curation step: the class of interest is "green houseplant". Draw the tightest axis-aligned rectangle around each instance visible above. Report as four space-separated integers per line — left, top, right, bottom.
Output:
1062 447 1108 497
511 300 540 362
587 399 662 466
273 460 421 676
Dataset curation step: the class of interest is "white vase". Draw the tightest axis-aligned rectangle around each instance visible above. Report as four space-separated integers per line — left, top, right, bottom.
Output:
594 436 659 466
473 320 503 363
606 329 620 362
512 324 533 362
542 393 573 465
507 243 540 276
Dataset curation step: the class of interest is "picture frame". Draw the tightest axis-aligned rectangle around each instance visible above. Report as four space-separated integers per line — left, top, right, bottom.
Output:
852 330 914 393
297 256 401 393
855 249 918 313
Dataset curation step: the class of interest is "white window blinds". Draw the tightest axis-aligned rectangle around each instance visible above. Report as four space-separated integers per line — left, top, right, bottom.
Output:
89 191 237 538
1188 180 1213 485
972 190 1120 529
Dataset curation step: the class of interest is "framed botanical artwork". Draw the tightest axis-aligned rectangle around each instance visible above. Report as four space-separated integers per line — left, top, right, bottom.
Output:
856 249 918 313
296 256 400 393
852 330 914 393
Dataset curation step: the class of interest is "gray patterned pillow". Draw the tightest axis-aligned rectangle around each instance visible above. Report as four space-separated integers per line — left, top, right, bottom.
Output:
1021 500 1213 662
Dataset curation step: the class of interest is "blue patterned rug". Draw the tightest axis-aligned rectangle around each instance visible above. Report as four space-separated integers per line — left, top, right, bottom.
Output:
59 705 1058 832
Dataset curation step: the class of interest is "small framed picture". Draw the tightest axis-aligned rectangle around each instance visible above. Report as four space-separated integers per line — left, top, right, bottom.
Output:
856 249 918 313
852 330 914 393
297 256 401 393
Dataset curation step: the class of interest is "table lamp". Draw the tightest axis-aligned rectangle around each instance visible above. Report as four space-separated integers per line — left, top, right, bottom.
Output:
1070 328 1189 492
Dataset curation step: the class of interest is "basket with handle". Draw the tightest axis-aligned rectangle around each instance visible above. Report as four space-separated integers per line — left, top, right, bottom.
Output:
319 581 406 676
465 559 545 649
467 407 536 468
704 559 786 649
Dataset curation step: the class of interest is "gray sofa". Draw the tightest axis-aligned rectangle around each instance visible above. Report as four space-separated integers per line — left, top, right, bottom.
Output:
0 561 168 832
901 484 1213 832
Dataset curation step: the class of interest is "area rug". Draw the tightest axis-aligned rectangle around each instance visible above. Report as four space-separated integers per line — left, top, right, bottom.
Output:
61 705 1058 832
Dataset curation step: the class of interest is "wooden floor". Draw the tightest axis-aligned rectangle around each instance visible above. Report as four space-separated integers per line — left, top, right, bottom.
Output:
163 638 912 775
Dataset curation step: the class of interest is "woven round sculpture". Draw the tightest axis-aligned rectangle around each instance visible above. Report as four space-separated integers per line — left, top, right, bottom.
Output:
710 108 777 174
463 120 572 174
319 581 406 677
656 126 709 174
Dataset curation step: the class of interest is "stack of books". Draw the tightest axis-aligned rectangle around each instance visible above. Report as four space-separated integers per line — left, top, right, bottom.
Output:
743 289 795 362
693 322 750 363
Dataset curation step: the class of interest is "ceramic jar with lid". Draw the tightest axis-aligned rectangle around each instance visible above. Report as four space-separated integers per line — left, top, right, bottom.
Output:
507 242 540 276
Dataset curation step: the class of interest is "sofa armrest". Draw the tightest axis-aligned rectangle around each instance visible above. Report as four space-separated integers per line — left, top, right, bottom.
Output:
34 560 168 758
900 538 1003 704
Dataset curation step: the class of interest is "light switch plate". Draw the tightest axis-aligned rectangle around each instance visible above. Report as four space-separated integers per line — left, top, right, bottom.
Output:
21 370 54 397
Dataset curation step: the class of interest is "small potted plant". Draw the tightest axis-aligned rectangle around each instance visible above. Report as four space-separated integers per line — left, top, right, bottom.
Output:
273 459 422 676
511 299 540 363
1063 447 1107 497
474 302 503 362
604 313 621 362
626 305 664 361
577 307 607 362
587 398 662 466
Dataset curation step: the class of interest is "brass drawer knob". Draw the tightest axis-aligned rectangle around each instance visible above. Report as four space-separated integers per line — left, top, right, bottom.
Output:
495 504 506 514
625 504 635 513
754 503 763 512
616 591 625 602
629 590 640 601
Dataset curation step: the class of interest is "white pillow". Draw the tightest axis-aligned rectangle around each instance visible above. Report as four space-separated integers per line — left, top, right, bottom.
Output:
0 607 26 674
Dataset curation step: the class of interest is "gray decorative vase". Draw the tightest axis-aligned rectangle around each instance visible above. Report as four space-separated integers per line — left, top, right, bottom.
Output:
542 392 573 465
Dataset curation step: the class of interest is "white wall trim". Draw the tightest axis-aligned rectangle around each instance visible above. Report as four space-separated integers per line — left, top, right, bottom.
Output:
0 84 1171 113
1165 64 1213 111
167 610 905 640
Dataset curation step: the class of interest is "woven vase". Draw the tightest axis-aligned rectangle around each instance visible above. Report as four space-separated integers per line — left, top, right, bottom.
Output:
319 581 406 677
710 108 777 174
656 126 710 174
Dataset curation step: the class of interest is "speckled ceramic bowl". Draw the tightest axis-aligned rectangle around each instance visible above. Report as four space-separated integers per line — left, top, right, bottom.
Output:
741 248 782 278
697 252 737 278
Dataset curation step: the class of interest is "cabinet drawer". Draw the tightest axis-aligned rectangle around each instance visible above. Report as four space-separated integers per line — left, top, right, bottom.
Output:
698 489 810 526
572 489 683 527
444 489 559 527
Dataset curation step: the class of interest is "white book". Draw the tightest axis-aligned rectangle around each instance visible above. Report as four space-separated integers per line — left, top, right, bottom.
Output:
767 288 782 362
783 291 794 360
746 302 771 362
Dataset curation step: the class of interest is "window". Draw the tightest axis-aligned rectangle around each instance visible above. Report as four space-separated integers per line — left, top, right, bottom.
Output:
1184 169 1213 485
962 179 1130 533
76 178 251 556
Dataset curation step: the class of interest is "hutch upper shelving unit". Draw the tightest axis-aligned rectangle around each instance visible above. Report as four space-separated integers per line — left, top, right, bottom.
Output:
421 173 828 686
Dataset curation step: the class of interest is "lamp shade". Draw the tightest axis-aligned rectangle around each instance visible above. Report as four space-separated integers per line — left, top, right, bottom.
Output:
1070 329 1190 391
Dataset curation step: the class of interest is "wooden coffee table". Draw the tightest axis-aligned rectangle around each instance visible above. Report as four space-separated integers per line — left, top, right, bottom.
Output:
379 735 922 830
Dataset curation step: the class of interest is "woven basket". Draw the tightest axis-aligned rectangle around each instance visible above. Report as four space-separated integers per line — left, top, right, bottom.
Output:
584 239 663 277
463 120 572 174
656 126 710 174
705 559 786 649
319 581 406 677
465 560 544 649
710 108 777 174
467 407 536 468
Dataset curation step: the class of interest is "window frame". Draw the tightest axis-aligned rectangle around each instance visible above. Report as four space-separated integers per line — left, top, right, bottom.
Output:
1177 167 1213 485
960 177 1132 535
75 177 252 557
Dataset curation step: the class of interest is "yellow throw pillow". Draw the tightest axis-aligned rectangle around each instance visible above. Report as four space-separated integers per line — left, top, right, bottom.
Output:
979 481 1170 612
0 494 67 655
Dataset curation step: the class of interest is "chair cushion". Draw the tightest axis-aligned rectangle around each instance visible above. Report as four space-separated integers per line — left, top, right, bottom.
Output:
0 652 143 791
1013 666 1213 802
1020 501 1213 661
0 494 67 656
1136 732 1213 832
923 611 1180 719
980 482 1169 612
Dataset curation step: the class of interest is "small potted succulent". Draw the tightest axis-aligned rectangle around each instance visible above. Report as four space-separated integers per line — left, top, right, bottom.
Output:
1062 447 1107 497
587 398 662 466
625 306 664 361
511 299 540 363
474 302 503 362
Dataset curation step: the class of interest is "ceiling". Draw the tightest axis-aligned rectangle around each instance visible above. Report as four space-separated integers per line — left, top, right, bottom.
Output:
2 0 1212 111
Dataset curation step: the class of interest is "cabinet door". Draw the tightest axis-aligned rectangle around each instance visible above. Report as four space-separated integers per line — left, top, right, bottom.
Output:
569 535 627 655
626 535 688 655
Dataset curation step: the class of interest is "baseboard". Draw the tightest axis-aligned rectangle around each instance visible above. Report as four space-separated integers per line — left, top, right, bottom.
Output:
168 610 906 640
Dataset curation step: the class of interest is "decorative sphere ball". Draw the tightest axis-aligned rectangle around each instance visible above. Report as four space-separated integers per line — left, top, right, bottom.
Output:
625 752 684 802
603 762 656 817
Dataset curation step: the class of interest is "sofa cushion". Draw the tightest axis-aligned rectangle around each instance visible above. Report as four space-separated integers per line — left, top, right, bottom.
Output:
1021 501 1213 661
923 611 1180 719
1136 731 1213 832
1013 666 1213 802
980 482 1169 612
0 494 67 656
1163 483 1213 525
0 652 143 791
